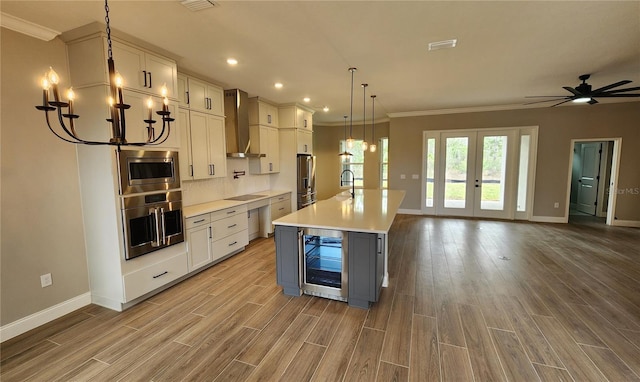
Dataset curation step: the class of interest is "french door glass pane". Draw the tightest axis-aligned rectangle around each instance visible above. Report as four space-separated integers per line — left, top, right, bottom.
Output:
517 135 530 212
425 138 435 207
480 136 507 210
444 137 468 208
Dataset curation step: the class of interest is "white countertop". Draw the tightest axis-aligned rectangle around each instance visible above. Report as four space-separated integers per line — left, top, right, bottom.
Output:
273 189 405 234
183 190 290 218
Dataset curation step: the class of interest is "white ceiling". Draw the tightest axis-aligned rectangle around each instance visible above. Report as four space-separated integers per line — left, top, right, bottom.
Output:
2 0 639 124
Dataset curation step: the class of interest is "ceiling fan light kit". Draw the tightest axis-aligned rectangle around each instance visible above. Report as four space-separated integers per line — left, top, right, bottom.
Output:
525 73 640 107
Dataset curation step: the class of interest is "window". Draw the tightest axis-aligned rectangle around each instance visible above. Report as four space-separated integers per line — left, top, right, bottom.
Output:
340 140 364 188
380 138 389 189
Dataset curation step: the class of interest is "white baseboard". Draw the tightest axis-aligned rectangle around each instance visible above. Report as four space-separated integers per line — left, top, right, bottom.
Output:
530 215 568 223
0 292 91 343
611 220 640 228
398 208 422 215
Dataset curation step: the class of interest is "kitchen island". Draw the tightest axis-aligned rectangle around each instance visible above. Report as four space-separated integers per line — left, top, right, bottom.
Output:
273 189 405 308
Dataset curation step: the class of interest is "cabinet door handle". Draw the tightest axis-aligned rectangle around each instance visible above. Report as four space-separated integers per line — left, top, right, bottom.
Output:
304 144 307 152
190 165 194 177
267 114 272 124
194 218 206 224
186 91 190 104
228 241 238 247
227 210 236 214
269 162 273 172
148 72 152 88
279 207 284 211
209 226 212 239
227 223 237 229
152 271 168 279
304 119 307 128
143 70 148 87
212 164 215 175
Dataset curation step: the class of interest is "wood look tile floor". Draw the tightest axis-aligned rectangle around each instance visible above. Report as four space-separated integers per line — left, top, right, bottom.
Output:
2 215 640 381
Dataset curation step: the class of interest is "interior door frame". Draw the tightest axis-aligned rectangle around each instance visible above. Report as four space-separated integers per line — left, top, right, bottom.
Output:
422 126 539 219
565 137 622 225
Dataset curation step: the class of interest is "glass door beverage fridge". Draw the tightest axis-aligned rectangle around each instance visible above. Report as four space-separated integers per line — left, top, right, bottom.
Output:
299 228 348 301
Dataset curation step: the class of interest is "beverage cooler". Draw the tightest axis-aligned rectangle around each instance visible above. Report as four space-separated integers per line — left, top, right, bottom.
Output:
299 228 347 301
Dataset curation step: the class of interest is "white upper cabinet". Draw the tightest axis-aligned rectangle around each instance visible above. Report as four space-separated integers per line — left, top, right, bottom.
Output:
249 125 280 174
111 40 177 98
249 98 279 127
296 129 313 155
279 105 313 130
188 111 227 180
176 74 224 116
122 90 180 149
186 78 224 115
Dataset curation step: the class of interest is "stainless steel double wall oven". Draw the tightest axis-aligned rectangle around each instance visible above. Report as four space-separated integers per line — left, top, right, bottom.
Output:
118 150 184 260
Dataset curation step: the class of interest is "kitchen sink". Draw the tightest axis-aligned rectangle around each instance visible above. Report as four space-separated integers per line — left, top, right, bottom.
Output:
224 194 267 201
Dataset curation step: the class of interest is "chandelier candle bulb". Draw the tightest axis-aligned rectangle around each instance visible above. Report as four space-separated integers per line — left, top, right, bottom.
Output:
67 88 75 115
48 67 60 103
146 98 153 120
41 78 50 107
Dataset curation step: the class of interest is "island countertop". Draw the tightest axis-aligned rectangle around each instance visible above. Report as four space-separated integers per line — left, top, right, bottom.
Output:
273 189 405 234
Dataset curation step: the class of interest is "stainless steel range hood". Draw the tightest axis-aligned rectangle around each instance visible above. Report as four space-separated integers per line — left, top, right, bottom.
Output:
224 89 264 158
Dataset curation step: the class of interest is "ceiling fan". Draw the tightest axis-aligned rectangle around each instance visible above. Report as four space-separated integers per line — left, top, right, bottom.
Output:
525 74 640 107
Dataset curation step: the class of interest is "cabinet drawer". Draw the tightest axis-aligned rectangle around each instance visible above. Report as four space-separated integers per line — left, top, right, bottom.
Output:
210 205 247 222
271 193 291 203
122 252 188 302
212 229 249 261
211 212 249 241
185 214 211 230
271 199 291 221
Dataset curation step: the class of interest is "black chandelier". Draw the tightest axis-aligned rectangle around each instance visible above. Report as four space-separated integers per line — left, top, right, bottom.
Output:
35 0 173 148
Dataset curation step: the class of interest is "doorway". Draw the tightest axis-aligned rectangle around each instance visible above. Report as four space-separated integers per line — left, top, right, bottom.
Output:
423 126 537 220
569 140 615 223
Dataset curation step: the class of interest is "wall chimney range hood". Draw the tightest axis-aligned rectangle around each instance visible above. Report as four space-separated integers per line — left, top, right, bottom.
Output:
224 89 264 158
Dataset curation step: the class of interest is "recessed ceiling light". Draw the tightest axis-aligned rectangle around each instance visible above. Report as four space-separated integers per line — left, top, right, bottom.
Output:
303 97 311 103
226 58 238 65
274 82 283 89
323 106 329 112
428 39 457 51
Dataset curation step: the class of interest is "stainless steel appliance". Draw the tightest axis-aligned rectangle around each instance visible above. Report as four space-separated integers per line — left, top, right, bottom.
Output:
122 191 184 259
299 228 348 301
297 154 317 209
224 89 264 158
118 150 180 195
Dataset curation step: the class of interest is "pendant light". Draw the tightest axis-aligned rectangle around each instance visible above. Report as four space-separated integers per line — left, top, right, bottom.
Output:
339 115 352 159
361 83 368 152
35 0 173 148
369 95 377 153
346 67 357 149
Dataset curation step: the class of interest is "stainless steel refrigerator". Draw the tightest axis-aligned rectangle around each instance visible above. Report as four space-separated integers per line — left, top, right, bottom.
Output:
297 154 317 209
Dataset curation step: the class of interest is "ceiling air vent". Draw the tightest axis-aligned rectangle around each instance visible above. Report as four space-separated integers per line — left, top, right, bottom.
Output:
428 39 457 51
181 0 217 12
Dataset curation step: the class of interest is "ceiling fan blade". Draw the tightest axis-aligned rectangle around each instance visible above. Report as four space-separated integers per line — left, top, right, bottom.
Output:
605 86 640 94
525 95 571 98
588 99 598 105
551 99 573 107
563 86 582 96
591 80 632 94
594 94 640 97
524 98 567 105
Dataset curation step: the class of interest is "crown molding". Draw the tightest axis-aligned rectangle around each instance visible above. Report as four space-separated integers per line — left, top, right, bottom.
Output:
1 12 60 41
387 103 547 118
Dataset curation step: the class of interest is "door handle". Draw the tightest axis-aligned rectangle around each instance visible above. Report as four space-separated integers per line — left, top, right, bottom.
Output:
160 207 166 244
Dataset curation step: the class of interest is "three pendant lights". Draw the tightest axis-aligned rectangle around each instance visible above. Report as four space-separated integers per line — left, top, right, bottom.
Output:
341 67 377 159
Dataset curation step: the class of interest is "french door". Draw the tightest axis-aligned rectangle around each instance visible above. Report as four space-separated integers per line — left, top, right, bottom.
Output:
423 127 536 219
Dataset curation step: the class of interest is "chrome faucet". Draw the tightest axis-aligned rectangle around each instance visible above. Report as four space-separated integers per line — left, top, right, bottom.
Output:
340 169 355 198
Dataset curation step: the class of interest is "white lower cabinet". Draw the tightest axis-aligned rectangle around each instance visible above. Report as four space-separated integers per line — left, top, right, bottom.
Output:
185 214 212 271
185 205 249 272
260 193 292 236
122 252 188 302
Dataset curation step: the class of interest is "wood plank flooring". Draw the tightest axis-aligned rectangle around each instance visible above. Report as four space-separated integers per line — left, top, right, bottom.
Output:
2 214 640 381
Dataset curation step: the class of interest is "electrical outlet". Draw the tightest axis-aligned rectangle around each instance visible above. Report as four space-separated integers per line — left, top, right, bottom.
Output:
554 202 559 208
412 174 419 179
40 273 52 288
400 174 406 179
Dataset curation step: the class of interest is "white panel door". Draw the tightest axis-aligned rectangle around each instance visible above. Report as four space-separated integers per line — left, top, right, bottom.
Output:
577 143 601 215
437 132 477 217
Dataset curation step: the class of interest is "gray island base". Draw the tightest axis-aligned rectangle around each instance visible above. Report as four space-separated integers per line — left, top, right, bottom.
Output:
273 189 405 309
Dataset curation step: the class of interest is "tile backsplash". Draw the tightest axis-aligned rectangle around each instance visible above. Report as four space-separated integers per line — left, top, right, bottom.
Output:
181 159 271 206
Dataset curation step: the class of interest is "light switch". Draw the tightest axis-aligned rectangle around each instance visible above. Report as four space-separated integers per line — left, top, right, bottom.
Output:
412 174 419 179
400 174 406 179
